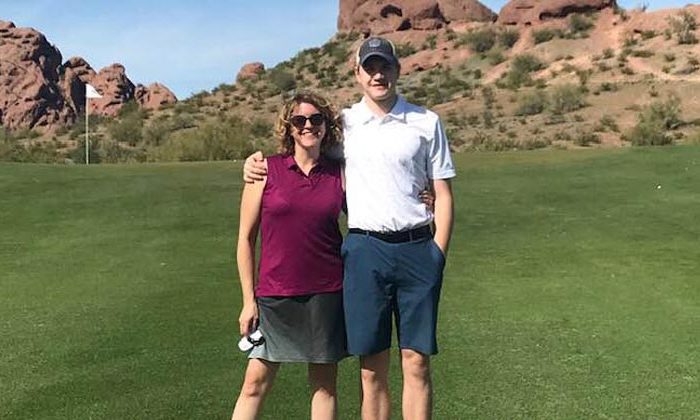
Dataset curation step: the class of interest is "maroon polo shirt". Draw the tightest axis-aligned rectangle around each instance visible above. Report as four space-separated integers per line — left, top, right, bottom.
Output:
256 154 344 297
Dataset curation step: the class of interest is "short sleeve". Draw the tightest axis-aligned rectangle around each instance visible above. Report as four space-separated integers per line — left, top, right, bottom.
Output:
427 118 456 180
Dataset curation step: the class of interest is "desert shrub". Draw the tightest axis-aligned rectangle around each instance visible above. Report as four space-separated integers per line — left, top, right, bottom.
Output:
487 50 506 65
602 48 615 59
502 54 544 89
596 62 612 72
481 86 495 109
515 90 548 116
667 10 698 45
640 30 657 40
395 42 417 58
631 49 654 58
67 138 102 164
482 109 494 129
424 34 438 50
321 40 349 63
664 53 676 62
532 28 557 44
459 29 497 53
143 119 172 147
600 82 618 92
0 135 59 163
269 68 296 93
108 108 145 146
153 117 257 161
573 129 601 146
624 94 682 146
568 14 594 35
520 137 551 150
12 128 41 140
549 84 586 114
595 115 620 132
499 29 520 48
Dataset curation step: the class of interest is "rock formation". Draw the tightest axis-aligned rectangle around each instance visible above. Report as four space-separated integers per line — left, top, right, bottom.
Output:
337 0 496 35
237 62 265 82
0 19 176 131
0 19 73 130
134 83 177 110
498 0 616 25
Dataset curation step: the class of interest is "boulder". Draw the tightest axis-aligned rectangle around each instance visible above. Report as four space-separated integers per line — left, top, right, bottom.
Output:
498 0 616 25
0 20 73 130
338 0 496 35
134 83 177 110
237 62 265 82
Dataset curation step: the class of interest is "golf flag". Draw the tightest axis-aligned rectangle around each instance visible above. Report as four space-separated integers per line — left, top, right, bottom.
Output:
85 83 102 99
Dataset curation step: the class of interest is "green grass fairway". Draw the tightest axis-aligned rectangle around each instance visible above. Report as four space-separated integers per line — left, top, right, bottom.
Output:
2 147 700 419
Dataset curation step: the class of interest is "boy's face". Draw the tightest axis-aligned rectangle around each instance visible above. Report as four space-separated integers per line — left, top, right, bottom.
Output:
355 56 399 103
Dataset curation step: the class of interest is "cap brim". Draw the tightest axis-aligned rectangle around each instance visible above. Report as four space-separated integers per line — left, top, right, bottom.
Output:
360 52 399 67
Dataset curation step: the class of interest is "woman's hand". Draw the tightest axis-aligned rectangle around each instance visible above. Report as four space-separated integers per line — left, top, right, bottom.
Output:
238 303 259 336
419 188 435 212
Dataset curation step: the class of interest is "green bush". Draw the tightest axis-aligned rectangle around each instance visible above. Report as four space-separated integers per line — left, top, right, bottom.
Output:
549 84 587 115
153 117 257 161
502 54 544 89
595 115 620 133
396 43 417 58
424 34 438 50
568 14 594 34
640 30 657 40
499 29 520 48
459 29 497 53
573 129 601 146
108 114 144 146
667 10 698 45
631 49 655 58
269 68 297 93
533 29 557 44
624 94 682 146
516 90 548 116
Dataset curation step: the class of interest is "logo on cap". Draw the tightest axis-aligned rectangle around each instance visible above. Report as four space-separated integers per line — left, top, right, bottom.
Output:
368 38 382 48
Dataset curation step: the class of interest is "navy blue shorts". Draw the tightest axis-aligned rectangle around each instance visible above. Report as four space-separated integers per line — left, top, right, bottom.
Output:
342 232 445 356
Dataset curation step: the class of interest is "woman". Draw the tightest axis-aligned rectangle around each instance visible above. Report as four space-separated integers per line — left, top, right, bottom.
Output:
232 91 346 420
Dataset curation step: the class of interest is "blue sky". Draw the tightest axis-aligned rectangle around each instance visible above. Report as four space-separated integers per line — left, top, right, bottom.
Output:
1 0 691 99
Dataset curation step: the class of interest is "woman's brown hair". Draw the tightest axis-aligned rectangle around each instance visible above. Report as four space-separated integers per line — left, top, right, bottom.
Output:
273 91 343 156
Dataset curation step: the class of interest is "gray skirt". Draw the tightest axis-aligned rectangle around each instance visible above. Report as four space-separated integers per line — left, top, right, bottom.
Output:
248 291 347 363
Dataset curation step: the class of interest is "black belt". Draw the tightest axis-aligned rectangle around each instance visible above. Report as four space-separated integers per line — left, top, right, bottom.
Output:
348 225 432 243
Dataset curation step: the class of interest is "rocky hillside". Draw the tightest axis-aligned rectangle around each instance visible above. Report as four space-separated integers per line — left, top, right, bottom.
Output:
0 20 176 132
2 1 700 163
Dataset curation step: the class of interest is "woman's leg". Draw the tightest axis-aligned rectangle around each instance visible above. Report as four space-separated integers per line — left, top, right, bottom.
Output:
231 359 280 420
308 363 338 420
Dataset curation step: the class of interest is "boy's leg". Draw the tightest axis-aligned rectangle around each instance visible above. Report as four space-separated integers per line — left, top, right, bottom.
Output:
343 233 395 420
400 349 432 420
360 350 391 420
395 238 445 420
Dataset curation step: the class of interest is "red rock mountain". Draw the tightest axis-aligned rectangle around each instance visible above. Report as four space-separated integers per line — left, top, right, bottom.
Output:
497 0 616 25
0 19 176 131
338 0 497 34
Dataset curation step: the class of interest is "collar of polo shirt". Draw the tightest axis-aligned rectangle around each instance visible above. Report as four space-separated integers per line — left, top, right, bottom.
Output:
358 96 408 125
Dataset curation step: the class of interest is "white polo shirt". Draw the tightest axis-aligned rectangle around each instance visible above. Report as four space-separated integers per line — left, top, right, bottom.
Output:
342 96 456 232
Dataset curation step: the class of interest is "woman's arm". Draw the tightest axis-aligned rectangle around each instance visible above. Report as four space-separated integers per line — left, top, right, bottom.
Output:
236 177 266 336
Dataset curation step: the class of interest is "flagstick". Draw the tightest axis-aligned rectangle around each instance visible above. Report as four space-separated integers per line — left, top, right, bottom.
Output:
85 96 89 165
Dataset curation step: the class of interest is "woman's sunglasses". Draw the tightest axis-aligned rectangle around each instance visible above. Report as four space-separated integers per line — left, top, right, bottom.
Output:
290 113 325 129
